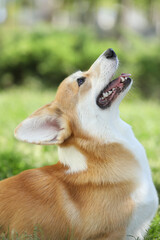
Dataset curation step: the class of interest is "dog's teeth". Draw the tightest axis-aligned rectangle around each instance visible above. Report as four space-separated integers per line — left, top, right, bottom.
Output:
102 90 113 98
125 77 128 80
112 88 115 91
103 92 108 97
120 77 125 82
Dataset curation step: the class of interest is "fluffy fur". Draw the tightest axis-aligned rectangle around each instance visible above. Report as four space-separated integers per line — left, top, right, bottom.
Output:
0 50 158 240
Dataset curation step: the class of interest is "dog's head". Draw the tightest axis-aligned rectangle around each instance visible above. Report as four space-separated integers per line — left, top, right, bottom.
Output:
15 49 132 145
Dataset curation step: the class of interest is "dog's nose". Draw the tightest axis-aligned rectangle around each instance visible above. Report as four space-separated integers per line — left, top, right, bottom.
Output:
104 48 116 59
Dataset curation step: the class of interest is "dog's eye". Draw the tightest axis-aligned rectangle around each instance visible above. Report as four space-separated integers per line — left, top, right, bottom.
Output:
77 77 86 87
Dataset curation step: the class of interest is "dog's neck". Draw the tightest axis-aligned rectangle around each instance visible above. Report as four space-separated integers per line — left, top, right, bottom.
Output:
76 93 134 145
58 140 140 185
58 99 141 180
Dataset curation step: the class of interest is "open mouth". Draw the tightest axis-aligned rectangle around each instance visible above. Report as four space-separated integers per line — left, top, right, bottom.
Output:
96 73 132 109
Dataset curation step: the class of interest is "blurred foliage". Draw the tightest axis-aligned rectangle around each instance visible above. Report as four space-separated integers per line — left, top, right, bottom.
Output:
0 27 160 98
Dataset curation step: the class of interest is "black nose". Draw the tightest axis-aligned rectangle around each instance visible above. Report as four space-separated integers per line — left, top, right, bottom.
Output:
104 48 116 59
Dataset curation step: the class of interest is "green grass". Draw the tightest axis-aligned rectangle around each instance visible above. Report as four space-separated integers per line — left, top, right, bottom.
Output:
0 86 58 180
0 86 159 239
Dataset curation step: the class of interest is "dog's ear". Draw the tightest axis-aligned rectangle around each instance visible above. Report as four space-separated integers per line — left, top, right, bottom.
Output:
14 103 71 145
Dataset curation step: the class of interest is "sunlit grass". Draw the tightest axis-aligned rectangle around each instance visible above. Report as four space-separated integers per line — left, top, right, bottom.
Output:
0 86 58 179
0 86 159 239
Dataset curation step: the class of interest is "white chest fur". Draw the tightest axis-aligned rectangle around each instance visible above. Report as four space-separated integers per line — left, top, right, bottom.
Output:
77 99 158 239
58 146 88 174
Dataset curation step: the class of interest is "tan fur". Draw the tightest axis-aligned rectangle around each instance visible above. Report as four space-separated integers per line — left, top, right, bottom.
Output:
0 68 140 239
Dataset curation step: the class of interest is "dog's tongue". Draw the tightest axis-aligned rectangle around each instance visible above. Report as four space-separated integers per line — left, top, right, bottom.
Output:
107 73 131 91
121 73 131 78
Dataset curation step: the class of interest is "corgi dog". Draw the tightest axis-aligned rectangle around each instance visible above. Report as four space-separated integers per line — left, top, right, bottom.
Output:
0 48 158 240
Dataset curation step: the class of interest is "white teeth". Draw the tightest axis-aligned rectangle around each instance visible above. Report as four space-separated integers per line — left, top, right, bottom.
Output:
112 88 115 91
102 89 114 99
103 92 109 97
125 77 128 80
120 77 125 82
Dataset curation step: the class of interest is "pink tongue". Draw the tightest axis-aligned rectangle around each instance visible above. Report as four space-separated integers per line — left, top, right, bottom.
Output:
107 73 131 91
121 73 131 77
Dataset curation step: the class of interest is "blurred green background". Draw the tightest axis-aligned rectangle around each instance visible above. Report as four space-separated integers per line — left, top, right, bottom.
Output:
0 0 160 239
0 0 160 97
